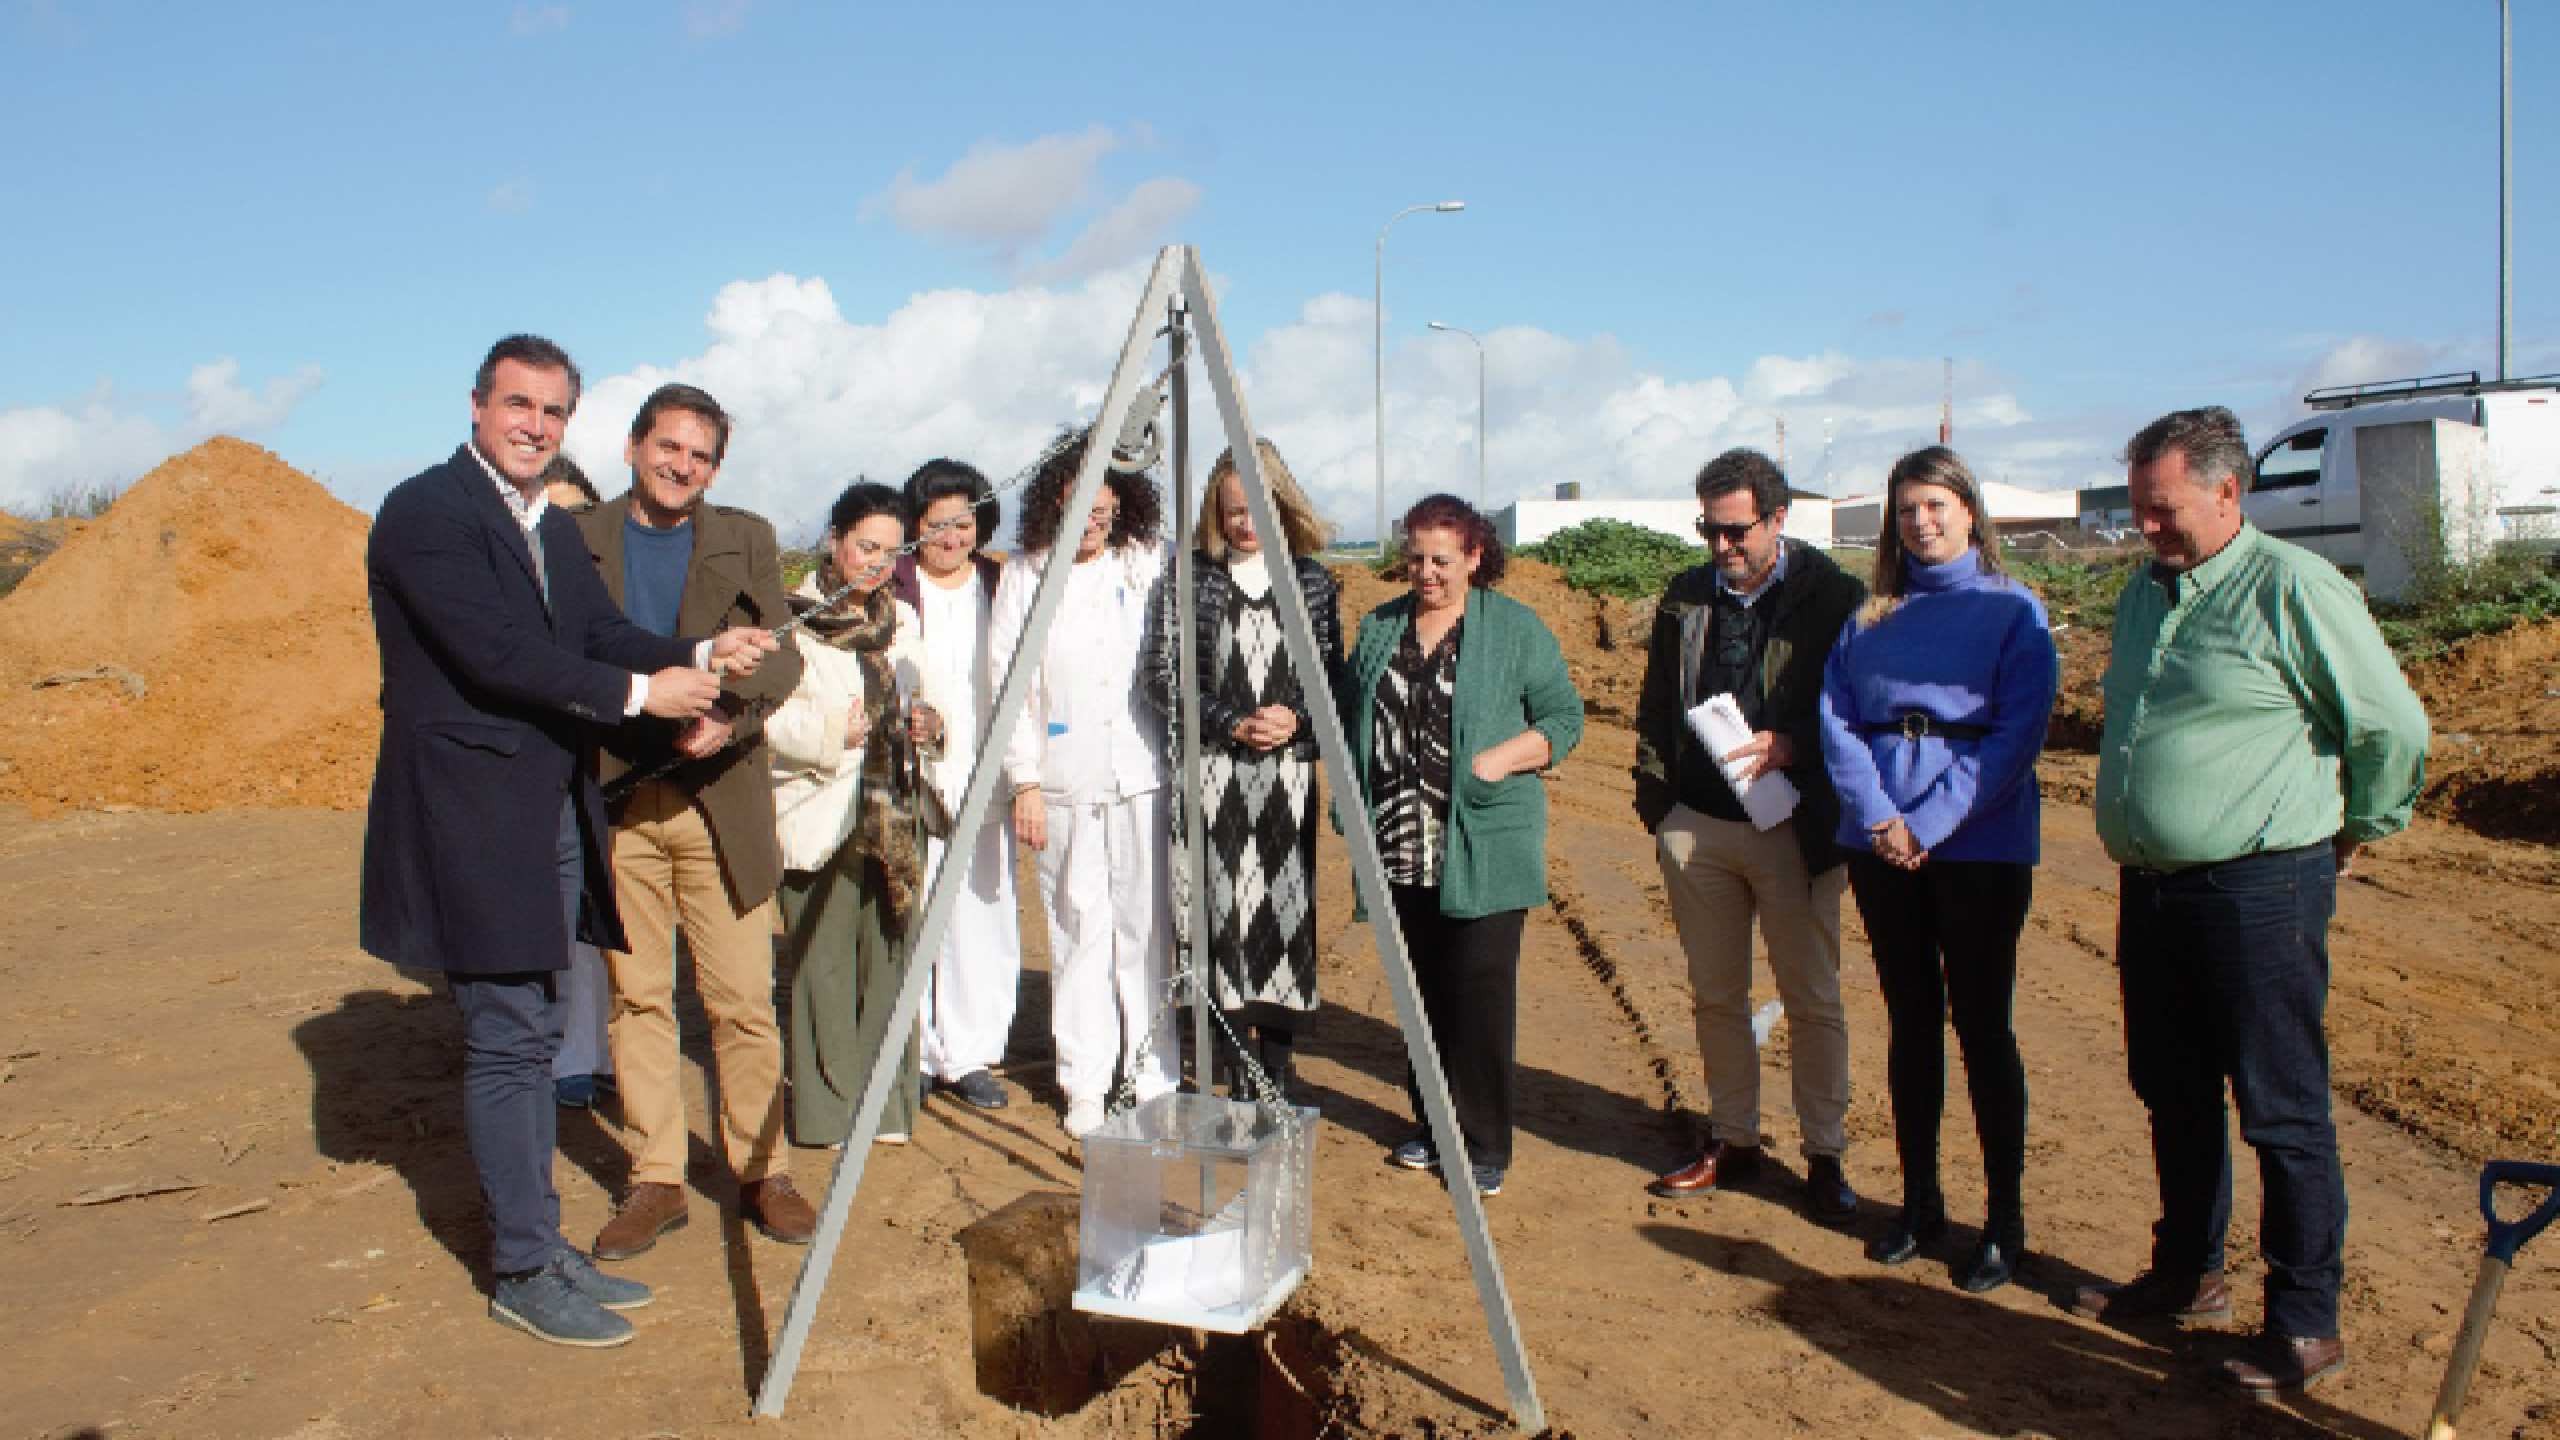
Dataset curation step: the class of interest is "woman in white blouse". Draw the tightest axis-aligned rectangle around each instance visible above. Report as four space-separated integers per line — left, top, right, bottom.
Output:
766 482 936 1146
887 459 1020 1113
991 428 1179 1139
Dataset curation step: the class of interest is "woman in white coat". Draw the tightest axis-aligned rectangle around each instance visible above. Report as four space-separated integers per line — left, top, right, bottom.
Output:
991 428 1180 1139
767 482 936 1146
890 459 1021 1112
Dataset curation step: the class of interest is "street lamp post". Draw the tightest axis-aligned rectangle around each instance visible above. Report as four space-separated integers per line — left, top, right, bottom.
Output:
1429 321 1486 507
1376 200 1466 548
2499 0 2512 380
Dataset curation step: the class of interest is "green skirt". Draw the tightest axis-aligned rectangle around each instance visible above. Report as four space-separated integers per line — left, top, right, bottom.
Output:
776 844 919 1145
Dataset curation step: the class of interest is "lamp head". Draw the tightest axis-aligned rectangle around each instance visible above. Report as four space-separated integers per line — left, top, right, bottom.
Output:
1435 200 1467 212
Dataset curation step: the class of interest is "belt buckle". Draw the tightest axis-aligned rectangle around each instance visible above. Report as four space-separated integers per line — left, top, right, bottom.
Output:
1899 713 1931 740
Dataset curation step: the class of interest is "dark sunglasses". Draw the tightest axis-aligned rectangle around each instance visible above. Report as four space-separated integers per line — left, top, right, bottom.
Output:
1695 514 1766 545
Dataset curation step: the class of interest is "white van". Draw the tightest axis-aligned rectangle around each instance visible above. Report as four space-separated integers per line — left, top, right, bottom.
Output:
2244 371 2560 577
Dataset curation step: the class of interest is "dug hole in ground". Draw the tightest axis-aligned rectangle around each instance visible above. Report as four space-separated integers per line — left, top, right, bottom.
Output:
0 438 2554 1438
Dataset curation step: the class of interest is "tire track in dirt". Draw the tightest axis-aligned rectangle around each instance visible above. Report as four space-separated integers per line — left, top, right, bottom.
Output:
1546 866 1691 1120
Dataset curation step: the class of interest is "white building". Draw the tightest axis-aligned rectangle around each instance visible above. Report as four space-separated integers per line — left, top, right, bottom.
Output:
1493 488 1835 550
1830 480 2079 546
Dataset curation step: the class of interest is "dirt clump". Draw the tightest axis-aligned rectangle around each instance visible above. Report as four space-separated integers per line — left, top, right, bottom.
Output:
0 436 378 815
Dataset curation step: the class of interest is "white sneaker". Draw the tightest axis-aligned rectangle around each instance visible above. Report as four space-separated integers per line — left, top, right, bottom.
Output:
1063 1099 1106 1139
873 1131 909 1146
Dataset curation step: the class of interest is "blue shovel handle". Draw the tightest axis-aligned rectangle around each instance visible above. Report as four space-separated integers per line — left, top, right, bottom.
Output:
2480 1160 2560 1265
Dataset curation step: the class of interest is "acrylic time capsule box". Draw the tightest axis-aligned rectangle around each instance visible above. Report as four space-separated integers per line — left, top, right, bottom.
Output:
1071 1091 1317 1332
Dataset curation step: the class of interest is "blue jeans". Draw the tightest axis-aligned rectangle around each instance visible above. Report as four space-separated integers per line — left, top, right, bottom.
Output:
447 797 578 1276
2116 843 2344 1339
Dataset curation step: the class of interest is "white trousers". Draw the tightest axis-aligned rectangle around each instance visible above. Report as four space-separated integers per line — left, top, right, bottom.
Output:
1036 787 1179 1106
552 941 615 1080
918 813 1024 1081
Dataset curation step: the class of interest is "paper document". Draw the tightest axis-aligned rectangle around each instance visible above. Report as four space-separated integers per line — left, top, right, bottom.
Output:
1685 693 1800 831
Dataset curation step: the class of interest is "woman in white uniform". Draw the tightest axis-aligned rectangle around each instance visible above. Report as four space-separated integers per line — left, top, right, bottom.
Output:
889 459 1020 1112
990 427 1180 1139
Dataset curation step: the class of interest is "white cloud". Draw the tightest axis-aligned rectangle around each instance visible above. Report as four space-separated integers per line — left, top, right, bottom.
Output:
0 362 324 513
868 127 1197 283
1021 177 1202 284
185 358 325 432
508 4 569 35
486 177 536 213
872 127 1120 253
556 264 2136 547
684 0 749 39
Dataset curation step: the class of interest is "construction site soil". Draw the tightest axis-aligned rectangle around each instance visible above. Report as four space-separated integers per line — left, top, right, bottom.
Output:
1 444 2554 1437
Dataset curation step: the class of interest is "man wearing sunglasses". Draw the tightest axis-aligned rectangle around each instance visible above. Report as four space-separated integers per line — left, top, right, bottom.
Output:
1633 448 1867 1220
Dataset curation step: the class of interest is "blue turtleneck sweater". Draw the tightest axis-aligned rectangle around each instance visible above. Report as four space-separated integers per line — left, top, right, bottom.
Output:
1816 549 2058 864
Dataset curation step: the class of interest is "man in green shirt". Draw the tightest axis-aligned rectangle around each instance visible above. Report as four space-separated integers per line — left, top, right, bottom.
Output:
2072 407 2428 1399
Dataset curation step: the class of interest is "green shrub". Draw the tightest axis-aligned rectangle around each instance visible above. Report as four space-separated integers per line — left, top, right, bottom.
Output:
2373 551 2560 662
2010 554 2142 633
1519 518 1698 599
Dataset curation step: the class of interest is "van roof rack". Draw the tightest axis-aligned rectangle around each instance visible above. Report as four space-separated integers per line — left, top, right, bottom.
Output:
2305 370 2560 410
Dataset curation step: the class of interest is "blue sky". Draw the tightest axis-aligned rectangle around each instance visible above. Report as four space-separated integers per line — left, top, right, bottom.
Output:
4 0 2552 540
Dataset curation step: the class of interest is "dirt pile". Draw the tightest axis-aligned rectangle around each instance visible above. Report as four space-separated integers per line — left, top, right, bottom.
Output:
2406 618 2560 843
1329 553 1651 725
0 437 378 814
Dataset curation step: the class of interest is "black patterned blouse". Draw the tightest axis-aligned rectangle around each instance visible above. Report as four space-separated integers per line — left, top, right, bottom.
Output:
1370 617 1461 888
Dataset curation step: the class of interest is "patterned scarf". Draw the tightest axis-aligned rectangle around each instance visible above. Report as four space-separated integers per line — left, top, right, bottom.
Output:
796 559 926 920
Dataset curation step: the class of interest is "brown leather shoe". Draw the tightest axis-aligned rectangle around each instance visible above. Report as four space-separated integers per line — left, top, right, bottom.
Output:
1647 1139 1763 1197
2069 1268 2232 1328
593 1182 688 1260
743 1175 816 1245
2222 1334 2346 1397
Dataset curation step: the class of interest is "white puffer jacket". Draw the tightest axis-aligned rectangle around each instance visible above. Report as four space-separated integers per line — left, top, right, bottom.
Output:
765 578 924 874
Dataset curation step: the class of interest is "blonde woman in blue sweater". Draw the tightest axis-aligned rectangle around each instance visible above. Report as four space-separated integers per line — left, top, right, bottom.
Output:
1818 446 2058 1294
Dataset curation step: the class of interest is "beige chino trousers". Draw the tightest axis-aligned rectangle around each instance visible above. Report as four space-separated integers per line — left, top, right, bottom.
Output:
606 781 788 1188
1655 803 1852 1158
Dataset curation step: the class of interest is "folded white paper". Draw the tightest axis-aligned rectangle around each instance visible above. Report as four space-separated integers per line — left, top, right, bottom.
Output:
1685 693 1800 831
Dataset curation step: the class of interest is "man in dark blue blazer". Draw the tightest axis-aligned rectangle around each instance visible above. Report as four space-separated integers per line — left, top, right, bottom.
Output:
360 333 776 1347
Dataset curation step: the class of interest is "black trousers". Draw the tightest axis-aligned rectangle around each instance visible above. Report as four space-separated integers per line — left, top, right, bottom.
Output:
1846 855 2033 1226
2119 844 2345 1340
1390 886 1526 1171
446 797 578 1277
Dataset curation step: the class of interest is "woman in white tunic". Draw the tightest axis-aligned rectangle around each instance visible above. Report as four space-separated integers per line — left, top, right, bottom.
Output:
889 459 1020 1112
991 427 1180 1139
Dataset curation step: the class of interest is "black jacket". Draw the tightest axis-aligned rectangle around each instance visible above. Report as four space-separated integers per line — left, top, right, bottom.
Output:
359 446 696 974
1633 540 1866 874
1139 550 1346 758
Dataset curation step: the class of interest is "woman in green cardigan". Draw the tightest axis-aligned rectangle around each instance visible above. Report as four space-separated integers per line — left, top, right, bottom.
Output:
1346 494 1585 1198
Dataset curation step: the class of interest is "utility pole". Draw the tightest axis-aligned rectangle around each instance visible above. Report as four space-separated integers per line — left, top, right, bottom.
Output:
1940 357 1953 446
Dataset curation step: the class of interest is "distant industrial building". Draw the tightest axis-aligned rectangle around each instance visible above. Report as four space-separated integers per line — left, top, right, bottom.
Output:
1829 480 2079 547
1493 482 1835 550
2077 483 2132 533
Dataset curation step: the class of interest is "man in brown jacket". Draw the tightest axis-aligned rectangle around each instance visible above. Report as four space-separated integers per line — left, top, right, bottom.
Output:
573 383 815 1256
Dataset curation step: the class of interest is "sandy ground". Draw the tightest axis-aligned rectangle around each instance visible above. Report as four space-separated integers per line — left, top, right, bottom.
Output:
5 714 2556 1440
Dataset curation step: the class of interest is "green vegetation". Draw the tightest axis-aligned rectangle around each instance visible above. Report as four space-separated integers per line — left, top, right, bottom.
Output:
1518 518 1697 599
40 483 120 521
2010 554 2142 633
780 547 819 589
2372 550 2560 662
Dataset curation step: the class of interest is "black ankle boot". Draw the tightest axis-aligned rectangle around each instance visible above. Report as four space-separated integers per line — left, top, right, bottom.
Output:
1868 1201 1947 1266
1957 1214 2026 1293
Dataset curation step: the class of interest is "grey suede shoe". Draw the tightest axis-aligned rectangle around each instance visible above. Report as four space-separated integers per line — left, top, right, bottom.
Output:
556 1247 652 1311
490 1255 635 1347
